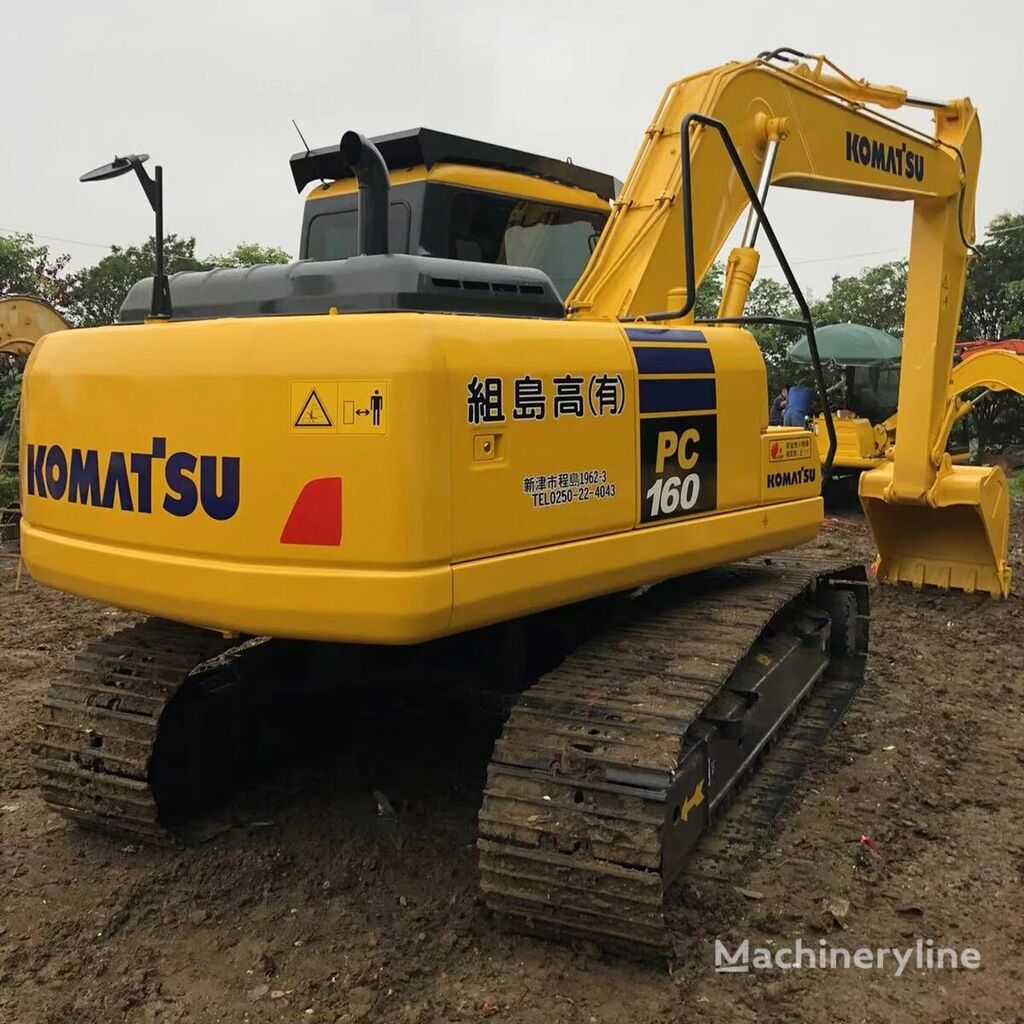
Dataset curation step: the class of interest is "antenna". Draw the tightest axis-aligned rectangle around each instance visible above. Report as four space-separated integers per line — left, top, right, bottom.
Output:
292 119 327 188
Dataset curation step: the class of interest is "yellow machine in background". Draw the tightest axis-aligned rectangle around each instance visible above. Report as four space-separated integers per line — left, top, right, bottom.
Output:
806 349 1024 477
815 411 894 471
0 295 69 361
0 295 69 475
18 49 999 957
785 324 903 473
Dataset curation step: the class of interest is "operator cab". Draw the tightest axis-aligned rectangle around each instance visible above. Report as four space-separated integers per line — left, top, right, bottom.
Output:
120 130 615 324
293 128 615 300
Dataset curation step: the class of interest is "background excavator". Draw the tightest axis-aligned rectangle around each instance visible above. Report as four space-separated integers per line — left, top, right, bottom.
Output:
0 296 69 536
17 49 998 958
0 295 69 363
787 333 1024 479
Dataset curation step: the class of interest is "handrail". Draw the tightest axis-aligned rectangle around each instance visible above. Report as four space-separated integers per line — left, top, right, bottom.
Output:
620 112 837 480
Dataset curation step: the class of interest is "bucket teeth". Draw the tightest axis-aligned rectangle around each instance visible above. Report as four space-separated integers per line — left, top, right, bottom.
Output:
861 461 1012 598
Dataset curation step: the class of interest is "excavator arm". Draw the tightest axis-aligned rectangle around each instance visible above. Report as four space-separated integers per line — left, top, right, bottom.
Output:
568 53 971 324
569 51 1008 596
931 347 1024 465
951 347 1024 402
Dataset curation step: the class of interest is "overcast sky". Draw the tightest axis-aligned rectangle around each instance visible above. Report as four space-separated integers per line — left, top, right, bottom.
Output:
5 0 1022 298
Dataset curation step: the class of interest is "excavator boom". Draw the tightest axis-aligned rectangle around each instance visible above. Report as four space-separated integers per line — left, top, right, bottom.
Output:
569 52 1006 596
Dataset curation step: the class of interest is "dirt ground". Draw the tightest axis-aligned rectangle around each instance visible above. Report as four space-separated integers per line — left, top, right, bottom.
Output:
1 507 1023 1024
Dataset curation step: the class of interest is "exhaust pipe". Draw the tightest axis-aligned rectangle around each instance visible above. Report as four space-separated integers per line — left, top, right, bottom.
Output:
340 131 390 256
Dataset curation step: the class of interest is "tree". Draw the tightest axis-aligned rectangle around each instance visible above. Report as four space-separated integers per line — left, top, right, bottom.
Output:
693 261 724 319
812 260 908 337
68 235 212 327
208 242 290 267
960 212 1024 341
0 233 74 311
65 236 293 327
957 213 1024 454
694 264 819 394
1003 279 1024 339
1 235 74 473
746 277 803 395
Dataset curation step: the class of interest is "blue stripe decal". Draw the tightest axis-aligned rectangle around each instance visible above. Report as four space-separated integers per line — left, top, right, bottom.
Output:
625 327 706 343
639 378 717 414
632 346 714 375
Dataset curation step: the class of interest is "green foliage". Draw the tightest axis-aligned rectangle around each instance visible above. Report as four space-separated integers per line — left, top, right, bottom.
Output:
960 212 1024 341
208 242 290 268
813 260 908 336
0 233 74 312
0 365 22 460
693 261 724 319
747 277 804 395
64 236 291 327
69 235 213 328
968 391 1023 458
1004 279 1024 338
1009 470 1024 499
0 471 18 512
0 233 49 293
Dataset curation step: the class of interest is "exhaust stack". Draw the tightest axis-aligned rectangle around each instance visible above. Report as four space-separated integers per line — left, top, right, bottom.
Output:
340 131 390 256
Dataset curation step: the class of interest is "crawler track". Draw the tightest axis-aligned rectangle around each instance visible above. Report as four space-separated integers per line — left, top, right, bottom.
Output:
33 620 250 842
478 554 868 960
33 555 868 963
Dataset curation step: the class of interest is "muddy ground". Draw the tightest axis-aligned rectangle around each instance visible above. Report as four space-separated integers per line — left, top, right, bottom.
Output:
1 508 1022 1024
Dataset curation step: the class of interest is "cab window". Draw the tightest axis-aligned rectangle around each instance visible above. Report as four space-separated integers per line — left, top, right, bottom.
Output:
448 192 605 298
307 202 411 261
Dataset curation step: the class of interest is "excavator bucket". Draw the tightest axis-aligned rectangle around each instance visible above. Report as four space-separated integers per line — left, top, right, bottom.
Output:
860 462 1012 598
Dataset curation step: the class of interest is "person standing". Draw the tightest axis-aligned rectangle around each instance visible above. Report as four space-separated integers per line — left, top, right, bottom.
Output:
783 384 815 427
769 385 789 426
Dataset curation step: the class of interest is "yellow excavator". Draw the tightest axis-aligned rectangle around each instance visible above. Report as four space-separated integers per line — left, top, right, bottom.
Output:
0 295 69 369
0 294 69 496
855 338 1018 592
18 49 1002 958
788 332 1024 482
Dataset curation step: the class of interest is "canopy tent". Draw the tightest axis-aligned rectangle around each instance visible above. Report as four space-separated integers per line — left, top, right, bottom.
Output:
787 322 901 366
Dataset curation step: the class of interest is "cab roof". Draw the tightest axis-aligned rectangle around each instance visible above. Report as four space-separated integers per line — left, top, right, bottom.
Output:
289 127 618 201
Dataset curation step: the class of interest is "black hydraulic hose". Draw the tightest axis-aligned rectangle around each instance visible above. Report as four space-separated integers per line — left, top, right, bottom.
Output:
756 46 812 63
620 112 837 481
339 131 390 256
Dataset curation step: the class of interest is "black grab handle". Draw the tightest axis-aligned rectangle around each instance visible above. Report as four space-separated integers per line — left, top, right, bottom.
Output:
621 112 837 481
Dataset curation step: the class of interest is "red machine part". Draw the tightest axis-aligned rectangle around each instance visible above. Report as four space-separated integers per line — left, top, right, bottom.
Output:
956 339 1024 360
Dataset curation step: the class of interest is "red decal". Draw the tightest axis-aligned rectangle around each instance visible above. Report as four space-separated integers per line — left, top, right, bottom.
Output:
280 477 342 546
770 441 781 460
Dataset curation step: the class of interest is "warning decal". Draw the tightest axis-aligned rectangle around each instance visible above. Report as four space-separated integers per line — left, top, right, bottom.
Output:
768 435 813 462
290 381 388 435
294 388 334 429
